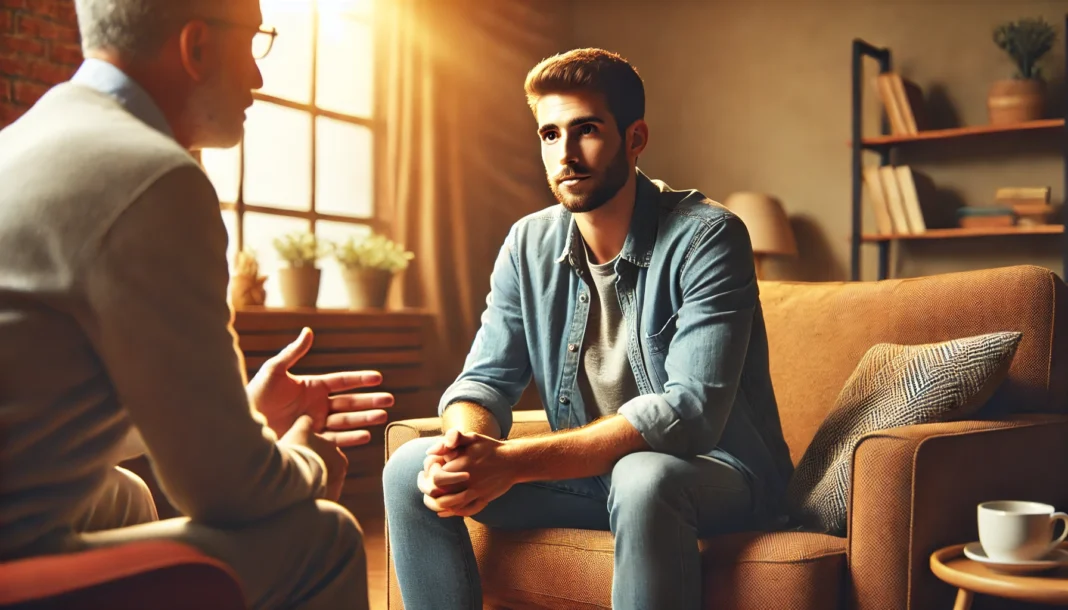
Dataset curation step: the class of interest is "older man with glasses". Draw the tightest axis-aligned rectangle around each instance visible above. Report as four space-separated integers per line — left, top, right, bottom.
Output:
0 1 381 608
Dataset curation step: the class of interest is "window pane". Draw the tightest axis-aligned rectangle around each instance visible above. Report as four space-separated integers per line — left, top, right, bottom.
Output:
244 102 312 210
316 7 373 117
319 0 374 20
201 144 241 203
243 213 312 308
316 220 372 309
257 0 312 103
315 117 373 217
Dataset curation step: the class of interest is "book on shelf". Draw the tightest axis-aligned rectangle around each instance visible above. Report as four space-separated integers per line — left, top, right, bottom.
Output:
995 186 1051 205
895 166 931 233
873 72 926 136
958 206 1015 229
879 165 914 233
863 164 942 235
862 166 895 235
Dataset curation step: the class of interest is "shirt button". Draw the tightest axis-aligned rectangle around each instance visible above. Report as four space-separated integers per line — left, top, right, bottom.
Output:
559 396 570 405
568 343 578 352
579 294 588 303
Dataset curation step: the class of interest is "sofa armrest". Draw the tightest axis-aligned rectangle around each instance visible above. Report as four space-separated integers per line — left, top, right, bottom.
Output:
385 409 552 459
846 414 1068 610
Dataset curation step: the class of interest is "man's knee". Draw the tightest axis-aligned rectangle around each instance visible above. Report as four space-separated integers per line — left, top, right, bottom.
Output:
313 499 364 559
608 452 689 513
77 467 158 532
113 466 157 519
383 437 436 503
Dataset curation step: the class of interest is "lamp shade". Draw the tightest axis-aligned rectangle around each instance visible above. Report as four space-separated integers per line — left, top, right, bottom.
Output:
722 192 798 256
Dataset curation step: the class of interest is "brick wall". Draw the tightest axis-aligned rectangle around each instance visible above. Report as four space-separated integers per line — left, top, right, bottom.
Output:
0 0 81 128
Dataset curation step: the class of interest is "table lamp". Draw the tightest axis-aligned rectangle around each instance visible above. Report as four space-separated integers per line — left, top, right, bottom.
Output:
722 192 798 280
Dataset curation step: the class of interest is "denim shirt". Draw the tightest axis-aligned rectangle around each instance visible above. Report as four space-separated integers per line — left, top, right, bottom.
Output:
440 170 795 516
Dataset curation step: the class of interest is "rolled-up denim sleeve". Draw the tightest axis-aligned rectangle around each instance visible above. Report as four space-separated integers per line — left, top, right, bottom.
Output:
438 225 532 438
618 215 757 456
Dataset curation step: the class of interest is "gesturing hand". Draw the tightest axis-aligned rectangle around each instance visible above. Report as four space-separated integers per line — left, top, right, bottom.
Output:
419 429 518 518
281 415 348 502
247 327 393 447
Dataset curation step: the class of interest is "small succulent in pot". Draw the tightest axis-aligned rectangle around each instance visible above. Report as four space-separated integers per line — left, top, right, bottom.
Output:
272 231 325 308
333 233 414 309
988 17 1057 124
272 231 326 268
993 17 1057 80
333 233 415 272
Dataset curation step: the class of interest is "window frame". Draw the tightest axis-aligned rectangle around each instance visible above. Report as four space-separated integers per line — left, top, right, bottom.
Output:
220 1 380 254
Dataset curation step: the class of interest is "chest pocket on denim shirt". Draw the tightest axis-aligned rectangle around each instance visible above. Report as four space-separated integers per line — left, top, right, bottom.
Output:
645 312 679 355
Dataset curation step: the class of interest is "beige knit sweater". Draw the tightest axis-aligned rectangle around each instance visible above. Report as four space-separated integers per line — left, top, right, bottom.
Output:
0 84 325 558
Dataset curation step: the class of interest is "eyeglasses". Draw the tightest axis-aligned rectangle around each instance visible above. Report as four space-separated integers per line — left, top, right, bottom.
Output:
202 19 279 60
251 26 278 60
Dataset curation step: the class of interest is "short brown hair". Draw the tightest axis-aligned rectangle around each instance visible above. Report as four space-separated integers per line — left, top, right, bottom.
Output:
524 48 645 134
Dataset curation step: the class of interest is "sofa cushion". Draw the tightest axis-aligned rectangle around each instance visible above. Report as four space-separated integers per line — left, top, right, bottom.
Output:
759 266 1067 466
786 331 1022 535
703 531 847 610
466 519 846 610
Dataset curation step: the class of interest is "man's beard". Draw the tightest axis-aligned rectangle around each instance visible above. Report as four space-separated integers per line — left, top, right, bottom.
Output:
549 143 630 214
186 73 245 150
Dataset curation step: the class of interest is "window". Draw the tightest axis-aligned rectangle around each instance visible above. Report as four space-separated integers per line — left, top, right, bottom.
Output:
203 0 376 309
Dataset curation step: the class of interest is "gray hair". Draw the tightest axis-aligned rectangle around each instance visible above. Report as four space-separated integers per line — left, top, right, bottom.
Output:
75 0 190 57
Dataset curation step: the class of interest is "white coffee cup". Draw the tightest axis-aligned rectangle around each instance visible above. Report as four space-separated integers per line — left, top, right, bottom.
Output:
978 501 1068 562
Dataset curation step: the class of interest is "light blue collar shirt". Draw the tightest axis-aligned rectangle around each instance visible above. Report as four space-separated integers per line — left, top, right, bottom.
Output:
70 58 174 139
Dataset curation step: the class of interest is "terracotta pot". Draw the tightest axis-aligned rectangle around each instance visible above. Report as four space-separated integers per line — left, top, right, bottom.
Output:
342 267 393 309
278 267 321 308
987 78 1045 125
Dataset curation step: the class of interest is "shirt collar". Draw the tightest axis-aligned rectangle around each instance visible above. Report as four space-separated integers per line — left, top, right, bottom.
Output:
70 59 174 139
555 169 659 269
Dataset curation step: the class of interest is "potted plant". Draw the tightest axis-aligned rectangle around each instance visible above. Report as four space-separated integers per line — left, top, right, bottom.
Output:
229 249 267 309
333 233 414 309
272 231 324 308
989 17 1057 125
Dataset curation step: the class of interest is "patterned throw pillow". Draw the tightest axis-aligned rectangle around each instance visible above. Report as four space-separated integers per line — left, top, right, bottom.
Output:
786 331 1023 536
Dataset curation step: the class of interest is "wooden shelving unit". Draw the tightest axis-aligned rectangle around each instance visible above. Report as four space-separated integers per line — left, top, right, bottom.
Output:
862 224 1064 243
857 119 1064 148
849 19 1068 281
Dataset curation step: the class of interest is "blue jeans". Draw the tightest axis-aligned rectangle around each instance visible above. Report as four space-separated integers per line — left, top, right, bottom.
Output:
383 436 755 610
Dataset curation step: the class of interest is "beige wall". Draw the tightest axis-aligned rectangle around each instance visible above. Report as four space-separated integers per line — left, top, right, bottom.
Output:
565 0 1067 281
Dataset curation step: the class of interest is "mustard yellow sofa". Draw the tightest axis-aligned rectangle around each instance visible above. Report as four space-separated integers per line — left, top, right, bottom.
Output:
385 265 1068 610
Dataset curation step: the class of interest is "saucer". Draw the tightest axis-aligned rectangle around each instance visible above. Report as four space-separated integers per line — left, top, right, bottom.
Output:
963 541 1068 575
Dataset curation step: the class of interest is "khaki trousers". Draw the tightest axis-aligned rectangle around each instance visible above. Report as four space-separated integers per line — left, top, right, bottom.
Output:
70 467 368 610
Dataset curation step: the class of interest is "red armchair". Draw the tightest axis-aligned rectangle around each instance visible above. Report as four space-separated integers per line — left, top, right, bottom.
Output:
0 541 245 609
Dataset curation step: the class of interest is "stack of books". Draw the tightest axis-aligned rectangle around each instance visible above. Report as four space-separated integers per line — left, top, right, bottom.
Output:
873 72 926 136
996 187 1054 226
956 206 1015 229
863 165 937 235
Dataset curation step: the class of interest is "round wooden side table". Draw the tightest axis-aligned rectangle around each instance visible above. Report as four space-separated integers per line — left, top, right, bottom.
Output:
930 543 1068 609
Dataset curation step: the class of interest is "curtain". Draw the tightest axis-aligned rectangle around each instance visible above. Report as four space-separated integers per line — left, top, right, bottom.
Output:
376 0 567 391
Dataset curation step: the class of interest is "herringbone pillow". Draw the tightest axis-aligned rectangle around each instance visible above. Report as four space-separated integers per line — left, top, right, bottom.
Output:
786 331 1023 536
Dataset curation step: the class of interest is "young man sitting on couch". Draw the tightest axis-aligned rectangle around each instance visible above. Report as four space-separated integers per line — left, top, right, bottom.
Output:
383 48 795 610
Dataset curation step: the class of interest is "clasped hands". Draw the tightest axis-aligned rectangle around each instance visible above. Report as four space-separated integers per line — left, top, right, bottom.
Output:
417 429 518 518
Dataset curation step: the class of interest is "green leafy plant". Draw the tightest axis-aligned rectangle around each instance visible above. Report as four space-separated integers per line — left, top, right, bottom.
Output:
272 231 324 267
994 17 1057 80
333 233 414 272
